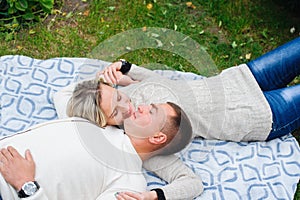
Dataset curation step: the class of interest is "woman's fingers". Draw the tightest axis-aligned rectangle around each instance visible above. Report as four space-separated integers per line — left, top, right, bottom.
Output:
99 61 123 85
107 67 118 84
102 68 118 84
103 70 113 84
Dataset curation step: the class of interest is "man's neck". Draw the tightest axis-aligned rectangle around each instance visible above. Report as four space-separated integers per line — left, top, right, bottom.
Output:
129 137 155 161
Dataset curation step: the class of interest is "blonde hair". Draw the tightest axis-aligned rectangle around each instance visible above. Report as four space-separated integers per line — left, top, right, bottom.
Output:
67 79 107 127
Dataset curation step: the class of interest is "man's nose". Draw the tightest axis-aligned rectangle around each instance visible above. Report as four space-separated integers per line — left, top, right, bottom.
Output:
137 105 150 113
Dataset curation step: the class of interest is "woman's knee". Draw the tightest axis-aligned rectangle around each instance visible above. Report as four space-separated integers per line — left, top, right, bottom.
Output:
247 37 300 91
265 84 300 140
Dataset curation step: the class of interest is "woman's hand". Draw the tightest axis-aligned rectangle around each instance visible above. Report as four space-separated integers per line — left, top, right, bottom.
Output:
0 146 36 191
115 191 158 200
97 61 122 85
97 61 137 86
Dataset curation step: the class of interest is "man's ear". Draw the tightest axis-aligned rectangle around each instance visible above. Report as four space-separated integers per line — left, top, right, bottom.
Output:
148 132 167 144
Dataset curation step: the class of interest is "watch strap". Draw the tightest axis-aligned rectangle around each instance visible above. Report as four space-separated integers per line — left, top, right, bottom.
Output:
150 188 166 200
18 188 29 198
18 181 40 198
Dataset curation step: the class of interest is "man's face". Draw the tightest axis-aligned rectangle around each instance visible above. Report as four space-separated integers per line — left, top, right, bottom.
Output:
99 84 135 125
123 103 176 138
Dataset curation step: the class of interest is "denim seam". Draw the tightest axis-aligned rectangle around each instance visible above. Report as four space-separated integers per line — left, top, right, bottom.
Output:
272 116 300 132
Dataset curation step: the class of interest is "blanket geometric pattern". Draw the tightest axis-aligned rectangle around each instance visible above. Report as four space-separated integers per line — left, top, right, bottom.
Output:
1 55 299 199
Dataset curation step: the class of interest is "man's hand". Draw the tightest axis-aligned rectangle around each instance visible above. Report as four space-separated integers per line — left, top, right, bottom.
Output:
0 146 36 191
115 191 158 200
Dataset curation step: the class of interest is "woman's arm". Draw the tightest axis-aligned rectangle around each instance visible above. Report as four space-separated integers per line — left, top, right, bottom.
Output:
126 64 161 81
100 60 163 85
143 154 203 200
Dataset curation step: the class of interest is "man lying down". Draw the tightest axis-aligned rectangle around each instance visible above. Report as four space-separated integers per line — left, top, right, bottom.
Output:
0 100 199 199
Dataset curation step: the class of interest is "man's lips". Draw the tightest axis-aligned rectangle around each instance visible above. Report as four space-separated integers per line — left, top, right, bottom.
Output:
130 103 140 120
129 104 133 115
132 111 137 119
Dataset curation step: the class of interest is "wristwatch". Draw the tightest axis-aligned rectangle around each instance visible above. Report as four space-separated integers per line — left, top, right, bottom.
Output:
151 188 166 200
119 59 132 74
18 181 40 198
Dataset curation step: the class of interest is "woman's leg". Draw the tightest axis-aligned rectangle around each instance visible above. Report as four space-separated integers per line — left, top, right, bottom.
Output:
247 37 300 91
264 84 300 140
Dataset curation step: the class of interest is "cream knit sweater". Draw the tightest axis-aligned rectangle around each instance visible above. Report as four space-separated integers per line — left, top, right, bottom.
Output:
121 64 273 142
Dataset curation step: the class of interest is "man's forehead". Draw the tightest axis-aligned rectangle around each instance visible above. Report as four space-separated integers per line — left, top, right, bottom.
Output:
155 103 175 116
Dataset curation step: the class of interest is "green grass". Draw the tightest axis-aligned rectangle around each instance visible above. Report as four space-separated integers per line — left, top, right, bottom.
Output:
1 0 299 68
1 0 299 198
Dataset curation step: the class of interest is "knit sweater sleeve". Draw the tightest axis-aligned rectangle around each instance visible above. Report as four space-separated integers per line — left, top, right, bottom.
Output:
143 155 203 200
127 64 162 81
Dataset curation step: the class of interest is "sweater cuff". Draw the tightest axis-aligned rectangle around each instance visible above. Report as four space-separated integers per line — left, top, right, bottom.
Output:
151 188 166 200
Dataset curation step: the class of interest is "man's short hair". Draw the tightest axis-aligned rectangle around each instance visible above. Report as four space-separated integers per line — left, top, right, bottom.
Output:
157 102 193 155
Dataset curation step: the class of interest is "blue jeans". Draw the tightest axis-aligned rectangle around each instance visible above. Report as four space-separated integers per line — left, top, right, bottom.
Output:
247 37 300 140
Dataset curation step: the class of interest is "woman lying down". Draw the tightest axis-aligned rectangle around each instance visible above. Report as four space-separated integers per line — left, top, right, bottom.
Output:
55 37 300 199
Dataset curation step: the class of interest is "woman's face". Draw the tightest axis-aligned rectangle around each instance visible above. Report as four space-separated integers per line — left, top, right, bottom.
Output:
99 84 134 126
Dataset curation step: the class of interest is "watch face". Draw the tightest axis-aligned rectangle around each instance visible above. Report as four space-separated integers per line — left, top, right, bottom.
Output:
23 181 38 196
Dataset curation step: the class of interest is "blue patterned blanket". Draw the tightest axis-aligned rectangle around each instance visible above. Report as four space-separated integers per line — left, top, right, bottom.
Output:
1 55 299 199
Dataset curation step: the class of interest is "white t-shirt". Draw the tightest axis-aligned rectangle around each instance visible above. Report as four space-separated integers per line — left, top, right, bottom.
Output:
0 118 146 200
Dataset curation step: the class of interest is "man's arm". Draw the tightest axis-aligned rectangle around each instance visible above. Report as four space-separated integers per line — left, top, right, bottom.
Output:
143 154 203 200
0 146 48 200
116 155 203 200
